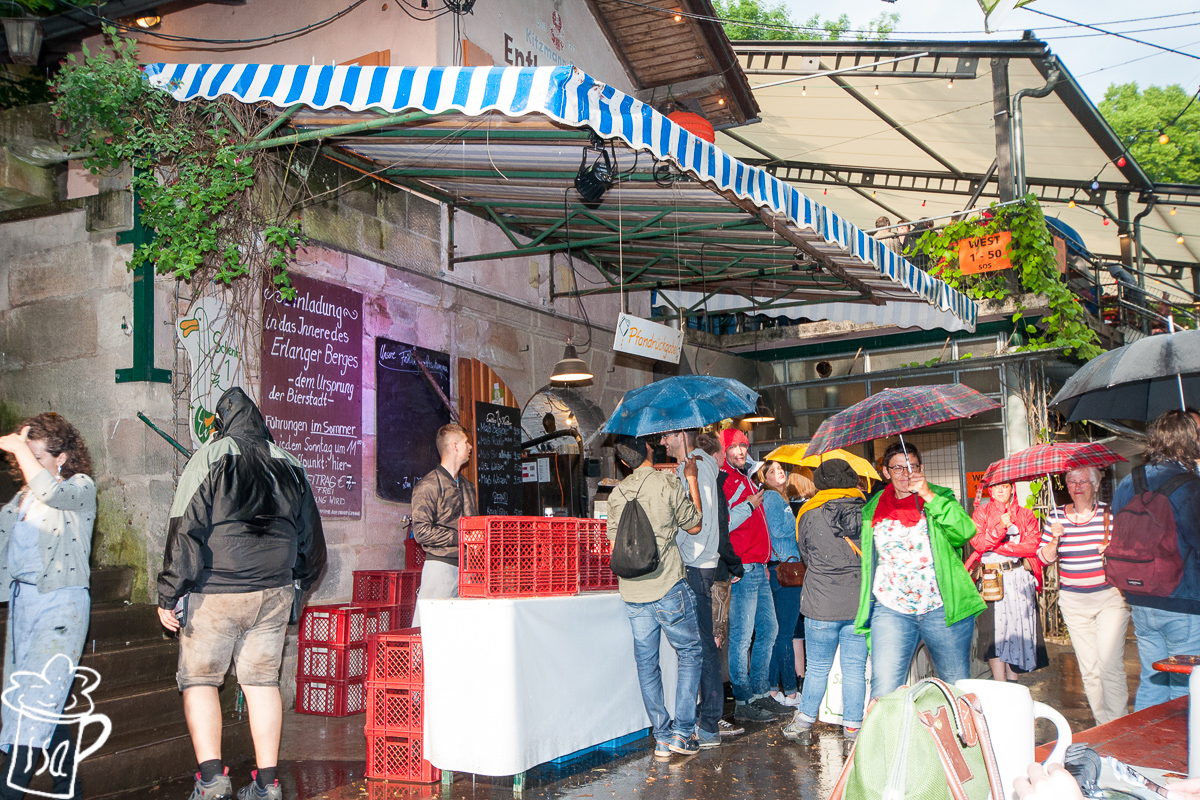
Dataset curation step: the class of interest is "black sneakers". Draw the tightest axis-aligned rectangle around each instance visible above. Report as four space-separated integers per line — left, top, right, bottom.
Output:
733 701 776 722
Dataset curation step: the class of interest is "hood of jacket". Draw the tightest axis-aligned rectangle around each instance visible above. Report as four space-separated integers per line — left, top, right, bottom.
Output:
215 387 273 444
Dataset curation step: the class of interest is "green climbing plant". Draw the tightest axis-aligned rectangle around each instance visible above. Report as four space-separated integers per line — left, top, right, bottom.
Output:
50 26 304 298
910 194 1103 360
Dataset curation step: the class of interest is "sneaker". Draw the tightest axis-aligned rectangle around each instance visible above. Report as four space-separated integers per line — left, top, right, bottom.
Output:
751 695 793 717
653 739 672 759
843 726 860 742
771 690 803 707
696 728 721 749
189 772 233 800
236 773 282 800
781 711 814 744
717 718 744 737
667 733 699 756
733 701 775 722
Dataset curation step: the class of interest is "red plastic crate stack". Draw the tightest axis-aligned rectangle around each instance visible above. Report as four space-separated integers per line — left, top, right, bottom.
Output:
351 570 421 632
296 605 368 716
365 628 439 784
577 518 618 591
404 532 426 571
458 516 580 598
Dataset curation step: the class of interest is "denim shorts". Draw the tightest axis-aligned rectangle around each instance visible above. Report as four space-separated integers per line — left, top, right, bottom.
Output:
176 586 293 690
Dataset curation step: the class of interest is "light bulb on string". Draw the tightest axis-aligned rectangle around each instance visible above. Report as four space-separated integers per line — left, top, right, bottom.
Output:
874 85 879 96
801 85 806 97
1179 235 1187 244
1068 200 1076 209
718 97 724 106
921 199 926 207
673 13 682 22
948 78 954 89
1116 156 1127 168
823 188 827 195
1171 207 1178 216
1159 132 1170 145
1091 180 1100 191
1103 218 1110 226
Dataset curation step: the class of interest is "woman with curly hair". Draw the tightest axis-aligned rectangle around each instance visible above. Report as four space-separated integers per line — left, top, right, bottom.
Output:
0 413 95 800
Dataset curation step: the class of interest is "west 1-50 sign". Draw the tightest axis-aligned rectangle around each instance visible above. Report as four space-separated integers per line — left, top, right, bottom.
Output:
957 231 1013 275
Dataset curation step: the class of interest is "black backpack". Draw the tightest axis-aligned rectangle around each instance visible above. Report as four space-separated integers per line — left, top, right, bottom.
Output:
609 475 660 579
1106 465 1198 596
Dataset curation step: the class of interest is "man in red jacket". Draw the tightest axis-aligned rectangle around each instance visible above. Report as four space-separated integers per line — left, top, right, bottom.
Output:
719 429 789 722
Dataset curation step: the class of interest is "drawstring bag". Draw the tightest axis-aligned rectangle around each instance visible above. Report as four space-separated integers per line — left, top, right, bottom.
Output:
609 476 659 579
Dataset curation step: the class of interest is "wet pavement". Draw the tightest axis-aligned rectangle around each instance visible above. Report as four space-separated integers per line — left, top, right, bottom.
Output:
108 638 1141 800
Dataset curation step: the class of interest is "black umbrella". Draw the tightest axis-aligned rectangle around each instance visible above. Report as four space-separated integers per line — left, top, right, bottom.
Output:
1051 329 1200 422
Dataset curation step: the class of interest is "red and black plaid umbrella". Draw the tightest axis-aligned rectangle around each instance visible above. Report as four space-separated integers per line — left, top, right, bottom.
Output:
807 384 1001 455
980 442 1126 488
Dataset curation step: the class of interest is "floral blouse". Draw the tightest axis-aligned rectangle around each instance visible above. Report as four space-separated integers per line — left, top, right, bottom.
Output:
871 516 944 615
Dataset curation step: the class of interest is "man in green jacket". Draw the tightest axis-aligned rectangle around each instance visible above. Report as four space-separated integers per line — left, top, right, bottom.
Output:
854 442 984 697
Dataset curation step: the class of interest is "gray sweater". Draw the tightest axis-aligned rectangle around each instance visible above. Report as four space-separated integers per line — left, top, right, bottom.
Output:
797 497 865 621
675 449 720 569
0 469 95 593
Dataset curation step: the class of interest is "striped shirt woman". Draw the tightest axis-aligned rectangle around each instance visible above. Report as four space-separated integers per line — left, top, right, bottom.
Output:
1037 466 1130 726
1039 503 1110 592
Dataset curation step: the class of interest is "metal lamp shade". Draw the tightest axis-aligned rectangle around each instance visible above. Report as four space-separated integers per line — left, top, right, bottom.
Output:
550 344 593 383
742 397 776 423
3 18 42 66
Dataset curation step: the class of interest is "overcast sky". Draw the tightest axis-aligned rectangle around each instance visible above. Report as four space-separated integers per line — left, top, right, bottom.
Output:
781 0 1200 103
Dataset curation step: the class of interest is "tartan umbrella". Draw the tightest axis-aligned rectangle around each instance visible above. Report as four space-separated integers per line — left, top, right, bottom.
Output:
980 442 1127 488
807 384 1001 457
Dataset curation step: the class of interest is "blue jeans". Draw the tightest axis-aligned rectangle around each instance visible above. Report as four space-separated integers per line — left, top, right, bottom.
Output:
624 579 704 742
798 618 869 726
728 562 778 703
869 602 975 698
768 565 802 695
1131 604 1200 711
685 566 723 735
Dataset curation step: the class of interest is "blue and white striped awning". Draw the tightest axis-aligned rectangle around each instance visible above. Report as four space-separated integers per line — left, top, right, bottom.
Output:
144 63 977 332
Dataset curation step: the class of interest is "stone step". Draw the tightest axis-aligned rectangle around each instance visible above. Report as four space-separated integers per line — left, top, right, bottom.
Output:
77 637 179 694
0 601 166 651
89 566 135 604
89 677 238 740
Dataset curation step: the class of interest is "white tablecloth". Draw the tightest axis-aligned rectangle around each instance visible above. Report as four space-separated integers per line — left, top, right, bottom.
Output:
420 592 678 775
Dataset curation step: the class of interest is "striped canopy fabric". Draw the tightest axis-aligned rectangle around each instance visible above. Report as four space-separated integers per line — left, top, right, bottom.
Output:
144 63 977 331
807 384 1001 455
980 442 1126 488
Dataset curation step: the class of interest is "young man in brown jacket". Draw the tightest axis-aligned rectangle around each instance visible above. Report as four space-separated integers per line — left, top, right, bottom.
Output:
410 423 477 626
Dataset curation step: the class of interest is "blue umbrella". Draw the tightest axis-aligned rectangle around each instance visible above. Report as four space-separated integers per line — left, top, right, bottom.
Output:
600 375 759 437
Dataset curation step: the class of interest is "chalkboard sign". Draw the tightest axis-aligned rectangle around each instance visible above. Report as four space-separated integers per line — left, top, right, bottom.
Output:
474 401 521 515
261 274 363 518
375 337 452 503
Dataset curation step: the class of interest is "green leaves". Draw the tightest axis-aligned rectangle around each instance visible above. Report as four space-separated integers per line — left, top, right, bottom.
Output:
909 194 1102 361
50 26 302 298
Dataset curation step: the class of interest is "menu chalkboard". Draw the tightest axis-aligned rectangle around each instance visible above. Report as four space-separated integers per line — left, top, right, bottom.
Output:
375 337 452 503
473 401 521 515
260 274 363 518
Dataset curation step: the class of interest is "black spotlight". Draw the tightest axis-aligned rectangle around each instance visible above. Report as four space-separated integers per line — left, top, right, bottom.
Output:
574 146 613 209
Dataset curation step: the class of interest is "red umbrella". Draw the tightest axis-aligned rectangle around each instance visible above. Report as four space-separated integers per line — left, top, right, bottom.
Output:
807 384 1001 457
980 442 1126 488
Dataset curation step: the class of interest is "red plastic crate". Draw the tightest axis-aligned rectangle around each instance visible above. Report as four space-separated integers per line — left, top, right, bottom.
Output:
394 602 415 629
366 730 439 783
361 605 401 638
295 677 366 716
458 516 580 598
298 643 367 681
352 570 422 606
404 537 426 571
578 518 618 591
366 629 424 686
299 604 367 646
365 683 424 732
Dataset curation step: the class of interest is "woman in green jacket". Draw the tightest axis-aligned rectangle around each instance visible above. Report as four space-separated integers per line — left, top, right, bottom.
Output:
854 442 984 697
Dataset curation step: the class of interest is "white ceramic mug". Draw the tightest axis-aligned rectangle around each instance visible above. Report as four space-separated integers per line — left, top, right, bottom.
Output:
956 679 1072 800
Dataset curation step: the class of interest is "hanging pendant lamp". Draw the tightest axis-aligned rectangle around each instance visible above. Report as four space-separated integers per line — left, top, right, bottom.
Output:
550 342 593 383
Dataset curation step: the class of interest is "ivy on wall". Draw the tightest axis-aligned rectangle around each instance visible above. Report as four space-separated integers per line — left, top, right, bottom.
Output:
911 194 1103 360
51 27 304 299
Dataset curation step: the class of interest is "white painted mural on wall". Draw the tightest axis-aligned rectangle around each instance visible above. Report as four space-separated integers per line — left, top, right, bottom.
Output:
177 296 245 448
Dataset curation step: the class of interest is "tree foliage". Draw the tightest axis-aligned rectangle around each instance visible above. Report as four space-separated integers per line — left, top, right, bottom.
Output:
713 0 897 41
1099 83 1200 184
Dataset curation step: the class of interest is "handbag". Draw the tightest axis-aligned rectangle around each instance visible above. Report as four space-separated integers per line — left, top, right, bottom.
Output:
830 677 1004 800
776 557 807 587
980 568 1004 602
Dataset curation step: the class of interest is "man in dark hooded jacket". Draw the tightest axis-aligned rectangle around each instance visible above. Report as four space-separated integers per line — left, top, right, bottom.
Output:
158 387 326 800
